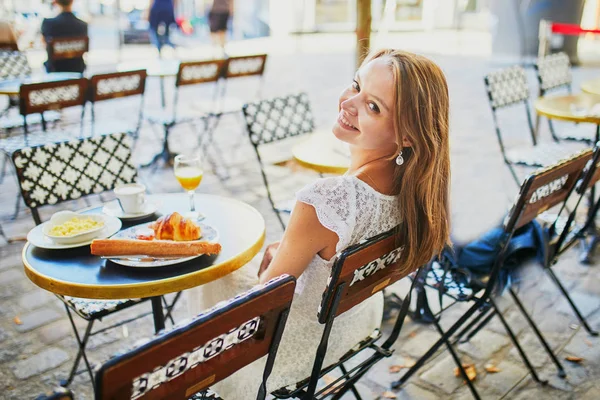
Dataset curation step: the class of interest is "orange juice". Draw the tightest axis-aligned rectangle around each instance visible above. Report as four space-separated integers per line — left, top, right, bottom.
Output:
175 166 203 191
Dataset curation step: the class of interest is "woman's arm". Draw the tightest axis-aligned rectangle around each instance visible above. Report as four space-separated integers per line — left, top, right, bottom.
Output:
259 201 339 284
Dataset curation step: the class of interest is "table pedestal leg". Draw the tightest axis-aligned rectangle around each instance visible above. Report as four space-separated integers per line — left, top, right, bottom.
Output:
151 296 165 334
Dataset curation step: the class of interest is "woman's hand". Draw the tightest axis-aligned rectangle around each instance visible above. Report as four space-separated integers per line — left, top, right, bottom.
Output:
258 242 280 278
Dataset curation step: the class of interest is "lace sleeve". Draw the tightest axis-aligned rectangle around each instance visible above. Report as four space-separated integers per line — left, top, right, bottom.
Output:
296 176 356 252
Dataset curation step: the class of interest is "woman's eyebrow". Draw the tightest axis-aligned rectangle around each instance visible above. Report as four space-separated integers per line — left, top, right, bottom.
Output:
356 70 390 112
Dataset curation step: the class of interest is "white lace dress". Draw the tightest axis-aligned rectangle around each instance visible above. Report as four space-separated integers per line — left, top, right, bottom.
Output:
186 175 401 399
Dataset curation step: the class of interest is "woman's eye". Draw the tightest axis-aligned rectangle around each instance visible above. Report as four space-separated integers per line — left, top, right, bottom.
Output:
352 80 360 91
369 102 380 113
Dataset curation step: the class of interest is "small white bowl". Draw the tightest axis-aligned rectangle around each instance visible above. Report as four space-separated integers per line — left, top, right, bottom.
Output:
43 211 106 245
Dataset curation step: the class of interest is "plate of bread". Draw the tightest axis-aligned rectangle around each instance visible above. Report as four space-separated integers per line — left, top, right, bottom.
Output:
91 212 221 267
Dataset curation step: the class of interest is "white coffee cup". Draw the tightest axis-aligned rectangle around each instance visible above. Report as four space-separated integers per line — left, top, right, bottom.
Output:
114 183 146 214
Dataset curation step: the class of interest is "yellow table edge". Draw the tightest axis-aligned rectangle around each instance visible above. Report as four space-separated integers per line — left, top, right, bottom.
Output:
535 95 600 124
22 229 266 299
293 155 348 175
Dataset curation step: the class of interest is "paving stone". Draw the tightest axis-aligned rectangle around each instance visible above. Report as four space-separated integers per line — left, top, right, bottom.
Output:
0 269 23 285
507 332 570 368
399 329 440 358
486 309 529 337
86 331 121 350
11 347 69 380
393 383 440 400
457 329 510 360
0 251 22 271
478 360 527 397
419 355 468 395
555 291 600 318
17 290 55 311
581 385 600 399
0 328 8 344
14 307 62 333
39 321 73 345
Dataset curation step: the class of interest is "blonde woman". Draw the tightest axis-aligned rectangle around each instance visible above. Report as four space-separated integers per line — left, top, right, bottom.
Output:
190 48 451 398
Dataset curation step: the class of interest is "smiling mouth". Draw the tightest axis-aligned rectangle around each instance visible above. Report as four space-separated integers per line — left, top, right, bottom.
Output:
338 114 358 131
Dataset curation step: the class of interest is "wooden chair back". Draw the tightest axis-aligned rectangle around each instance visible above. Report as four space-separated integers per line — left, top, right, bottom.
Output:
19 78 88 116
223 54 267 79
47 36 89 61
0 42 19 51
89 70 147 102
95 275 296 400
175 59 226 88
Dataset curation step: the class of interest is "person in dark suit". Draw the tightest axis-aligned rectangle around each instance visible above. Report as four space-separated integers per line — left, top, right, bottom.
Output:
41 0 88 73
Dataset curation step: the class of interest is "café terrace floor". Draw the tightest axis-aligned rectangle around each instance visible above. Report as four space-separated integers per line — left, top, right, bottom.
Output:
2 31 600 399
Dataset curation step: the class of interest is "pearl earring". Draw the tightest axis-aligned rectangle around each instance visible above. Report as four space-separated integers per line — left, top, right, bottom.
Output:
396 150 404 166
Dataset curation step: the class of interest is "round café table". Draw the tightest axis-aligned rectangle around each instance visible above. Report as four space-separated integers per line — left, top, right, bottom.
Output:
0 72 82 96
22 193 265 333
582 78 600 96
117 59 180 108
292 131 350 175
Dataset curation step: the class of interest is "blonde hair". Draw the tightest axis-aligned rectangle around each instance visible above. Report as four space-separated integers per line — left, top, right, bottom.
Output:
362 49 451 271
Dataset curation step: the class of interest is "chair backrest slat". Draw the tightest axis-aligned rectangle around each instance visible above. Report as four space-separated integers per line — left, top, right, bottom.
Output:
11 132 138 211
243 92 315 147
224 54 267 79
89 70 147 102
0 50 31 80
19 78 88 116
318 226 412 323
504 149 593 232
95 275 295 400
484 65 530 110
48 36 89 61
535 52 572 94
176 59 226 87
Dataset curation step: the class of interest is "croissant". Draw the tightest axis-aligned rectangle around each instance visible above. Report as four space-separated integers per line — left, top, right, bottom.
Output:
149 212 201 241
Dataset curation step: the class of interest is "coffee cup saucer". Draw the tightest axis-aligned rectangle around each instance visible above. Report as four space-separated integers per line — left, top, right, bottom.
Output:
102 200 160 221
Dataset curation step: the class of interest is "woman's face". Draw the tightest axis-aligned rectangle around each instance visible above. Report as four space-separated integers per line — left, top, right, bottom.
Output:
333 57 397 152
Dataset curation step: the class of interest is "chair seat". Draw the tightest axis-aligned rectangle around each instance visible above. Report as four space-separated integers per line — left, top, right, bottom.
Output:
189 388 223 399
144 108 209 126
555 129 594 143
425 260 477 301
506 142 582 168
0 111 61 130
59 296 146 320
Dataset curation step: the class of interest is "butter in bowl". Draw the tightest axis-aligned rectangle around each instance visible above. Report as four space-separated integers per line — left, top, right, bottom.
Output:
43 211 106 245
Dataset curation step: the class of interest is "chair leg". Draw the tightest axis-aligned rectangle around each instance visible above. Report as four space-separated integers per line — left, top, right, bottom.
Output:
543 268 599 336
162 292 182 325
489 297 547 383
508 288 567 377
0 154 9 184
410 285 435 323
453 305 494 345
11 192 21 220
61 305 96 386
338 364 362 400
433 317 481 400
507 163 522 187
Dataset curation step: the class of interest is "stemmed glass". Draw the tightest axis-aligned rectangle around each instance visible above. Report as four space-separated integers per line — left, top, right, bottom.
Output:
174 154 204 220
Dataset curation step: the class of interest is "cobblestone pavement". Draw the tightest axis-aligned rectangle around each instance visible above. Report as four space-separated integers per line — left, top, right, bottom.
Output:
1 31 600 399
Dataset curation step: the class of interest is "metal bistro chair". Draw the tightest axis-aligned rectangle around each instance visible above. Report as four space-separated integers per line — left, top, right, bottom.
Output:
272 226 420 400
88 69 147 140
392 149 594 399
95 274 296 400
11 132 177 386
484 65 580 186
534 52 595 144
242 92 316 231
47 35 89 74
143 59 226 168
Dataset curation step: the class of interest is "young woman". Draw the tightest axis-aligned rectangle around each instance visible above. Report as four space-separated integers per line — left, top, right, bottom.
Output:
189 48 451 398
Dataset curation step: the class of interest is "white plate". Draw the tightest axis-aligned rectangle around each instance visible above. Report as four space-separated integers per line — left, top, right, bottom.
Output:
28 214 122 250
102 200 160 221
43 211 106 245
108 221 219 268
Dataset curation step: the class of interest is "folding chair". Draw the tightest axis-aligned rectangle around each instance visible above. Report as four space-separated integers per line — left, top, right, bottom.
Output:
46 36 89 74
269 226 420 400
534 52 595 144
143 59 225 168
88 69 147 139
95 274 296 400
242 92 316 231
392 149 594 399
11 132 177 386
484 65 581 185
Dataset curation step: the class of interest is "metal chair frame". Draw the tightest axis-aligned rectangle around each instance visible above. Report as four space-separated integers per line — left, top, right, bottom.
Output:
392 149 596 399
242 92 316 231
95 275 296 400
272 225 420 400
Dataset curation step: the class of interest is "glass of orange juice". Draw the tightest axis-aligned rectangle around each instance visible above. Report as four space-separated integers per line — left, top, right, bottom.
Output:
174 154 204 220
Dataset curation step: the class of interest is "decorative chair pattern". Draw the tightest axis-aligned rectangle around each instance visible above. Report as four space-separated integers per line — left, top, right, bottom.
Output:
0 50 31 80
484 65 579 185
272 226 420 400
48 36 89 61
95 275 296 400
242 92 315 231
392 150 595 399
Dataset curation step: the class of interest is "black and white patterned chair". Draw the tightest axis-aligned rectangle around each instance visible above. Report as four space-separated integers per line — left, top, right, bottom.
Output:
484 65 581 185
534 52 593 144
11 132 177 387
95 275 296 400
242 92 316 231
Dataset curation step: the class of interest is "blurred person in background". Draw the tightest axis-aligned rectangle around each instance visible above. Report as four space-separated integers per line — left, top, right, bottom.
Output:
0 19 19 50
208 0 233 57
147 0 177 56
41 0 88 73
